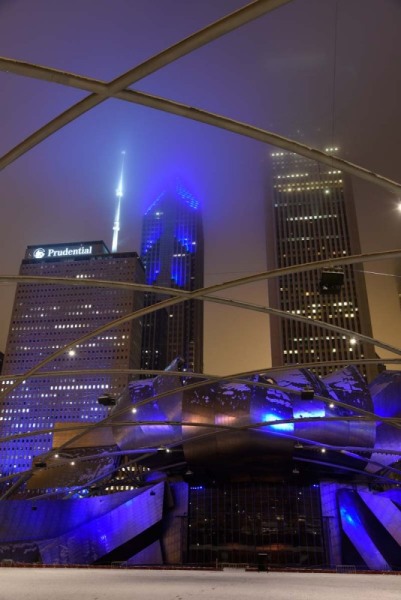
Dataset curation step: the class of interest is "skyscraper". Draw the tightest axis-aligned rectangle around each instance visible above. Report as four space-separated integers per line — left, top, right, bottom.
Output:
267 148 376 378
0 241 144 477
140 182 204 373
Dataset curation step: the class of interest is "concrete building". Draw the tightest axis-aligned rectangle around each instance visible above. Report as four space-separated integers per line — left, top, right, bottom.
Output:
0 241 144 478
267 148 376 379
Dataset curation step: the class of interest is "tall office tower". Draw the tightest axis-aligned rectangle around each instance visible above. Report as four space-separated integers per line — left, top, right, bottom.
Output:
0 241 144 477
141 182 204 373
267 148 376 378
0 352 3 375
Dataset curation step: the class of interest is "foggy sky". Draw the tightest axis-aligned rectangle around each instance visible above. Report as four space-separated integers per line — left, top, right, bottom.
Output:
0 0 400 375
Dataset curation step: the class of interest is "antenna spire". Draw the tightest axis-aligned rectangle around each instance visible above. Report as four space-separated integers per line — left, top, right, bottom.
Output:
112 151 125 253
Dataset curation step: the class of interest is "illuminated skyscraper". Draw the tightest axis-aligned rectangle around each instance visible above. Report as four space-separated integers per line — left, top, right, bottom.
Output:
141 182 204 373
0 241 144 477
267 148 376 378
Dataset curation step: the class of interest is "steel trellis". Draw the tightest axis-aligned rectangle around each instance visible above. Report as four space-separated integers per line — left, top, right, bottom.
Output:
0 0 293 171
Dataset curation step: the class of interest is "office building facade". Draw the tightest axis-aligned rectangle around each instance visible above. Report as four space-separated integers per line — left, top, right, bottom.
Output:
0 241 144 477
267 149 376 378
140 182 204 373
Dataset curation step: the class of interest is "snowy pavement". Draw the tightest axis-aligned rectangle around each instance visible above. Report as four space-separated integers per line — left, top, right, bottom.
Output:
0 568 399 600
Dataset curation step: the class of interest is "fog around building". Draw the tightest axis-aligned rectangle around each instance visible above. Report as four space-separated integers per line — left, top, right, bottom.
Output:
0 0 400 375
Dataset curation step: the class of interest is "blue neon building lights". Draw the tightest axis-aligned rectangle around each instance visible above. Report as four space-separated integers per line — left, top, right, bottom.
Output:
140 180 204 372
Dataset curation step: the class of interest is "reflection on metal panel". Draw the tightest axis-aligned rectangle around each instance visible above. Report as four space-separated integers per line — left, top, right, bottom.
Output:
368 371 401 472
338 489 390 571
52 421 115 448
39 483 165 564
26 445 119 489
0 490 139 542
359 490 401 546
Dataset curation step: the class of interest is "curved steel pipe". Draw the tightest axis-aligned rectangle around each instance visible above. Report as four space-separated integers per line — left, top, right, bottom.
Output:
0 0 292 170
0 415 398 447
2 357 401 384
1 57 400 195
1 249 401 403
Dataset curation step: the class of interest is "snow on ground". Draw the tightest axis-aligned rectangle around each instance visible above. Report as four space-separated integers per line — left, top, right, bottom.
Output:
0 568 399 600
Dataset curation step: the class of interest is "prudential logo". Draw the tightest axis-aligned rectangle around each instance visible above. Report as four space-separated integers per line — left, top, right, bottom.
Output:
33 248 46 259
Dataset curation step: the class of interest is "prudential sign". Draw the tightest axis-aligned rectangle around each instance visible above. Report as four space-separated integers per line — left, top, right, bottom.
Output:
32 245 93 259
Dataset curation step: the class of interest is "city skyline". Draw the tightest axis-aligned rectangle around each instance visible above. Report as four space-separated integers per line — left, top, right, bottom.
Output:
0 0 400 377
0 0 401 572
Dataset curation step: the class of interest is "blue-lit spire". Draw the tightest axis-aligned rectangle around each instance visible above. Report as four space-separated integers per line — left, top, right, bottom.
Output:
112 151 125 253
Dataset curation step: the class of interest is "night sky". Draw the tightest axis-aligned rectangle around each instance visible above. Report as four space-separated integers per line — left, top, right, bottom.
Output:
0 0 400 375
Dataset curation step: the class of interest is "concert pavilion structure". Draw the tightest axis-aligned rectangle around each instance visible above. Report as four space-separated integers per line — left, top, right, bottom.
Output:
1 0 401 573
1 361 401 569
